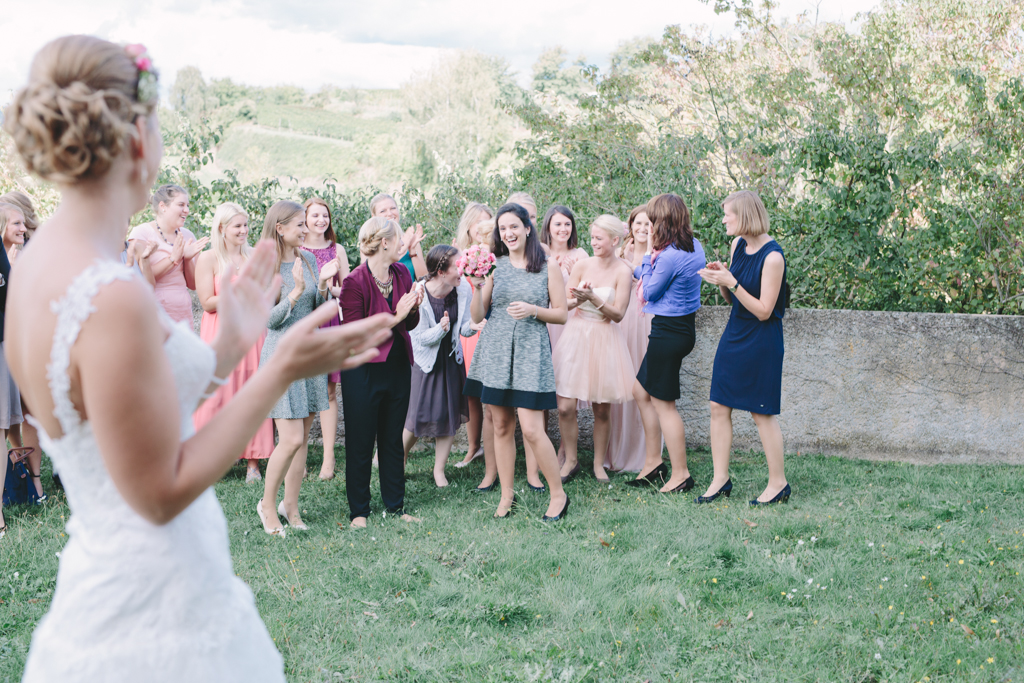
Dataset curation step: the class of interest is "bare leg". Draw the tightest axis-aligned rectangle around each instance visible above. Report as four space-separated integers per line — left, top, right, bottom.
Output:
524 426 543 489
456 397 484 465
319 382 338 480
591 402 611 478
556 395 579 478
751 413 787 502
700 401 733 497
477 405 497 489
402 428 418 466
246 458 261 479
551 409 566 467
10 418 43 497
260 418 307 532
518 408 567 518
280 415 315 526
651 396 690 492
490 406 518 516
632 380 664 478
433 435 455 487
0 429 6 530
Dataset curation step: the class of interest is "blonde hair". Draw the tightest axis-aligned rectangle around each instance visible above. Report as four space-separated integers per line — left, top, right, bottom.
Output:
151 184 187 212
591 214 625 241
0 191 39 236
0 203 25 243
722 190 770 237
369 192 397 217
454 202 493 250
210 202 251 275
358 216 400 258
3 35 156 184
506 191 537 215
261 200 314 280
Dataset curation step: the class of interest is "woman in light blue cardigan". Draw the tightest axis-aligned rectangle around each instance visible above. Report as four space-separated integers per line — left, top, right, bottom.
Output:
402 245 475 487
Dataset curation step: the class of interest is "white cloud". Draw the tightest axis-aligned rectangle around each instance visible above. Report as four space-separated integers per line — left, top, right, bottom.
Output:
0 0 882 100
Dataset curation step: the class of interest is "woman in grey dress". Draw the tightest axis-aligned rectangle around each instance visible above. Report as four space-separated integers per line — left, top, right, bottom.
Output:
464 203 570 521
257 201 341 536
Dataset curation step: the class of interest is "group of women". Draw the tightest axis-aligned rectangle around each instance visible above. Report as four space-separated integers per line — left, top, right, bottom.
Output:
0 34 795 680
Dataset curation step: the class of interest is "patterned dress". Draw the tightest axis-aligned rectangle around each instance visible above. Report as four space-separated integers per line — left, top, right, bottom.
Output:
259 252 328 419
464 256 556 410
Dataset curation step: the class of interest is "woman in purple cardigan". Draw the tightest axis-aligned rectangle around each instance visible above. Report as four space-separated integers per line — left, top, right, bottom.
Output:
629 194 706 493
339 217 423 528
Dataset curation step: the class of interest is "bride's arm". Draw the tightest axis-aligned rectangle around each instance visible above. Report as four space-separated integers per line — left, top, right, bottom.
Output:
78 247 394 525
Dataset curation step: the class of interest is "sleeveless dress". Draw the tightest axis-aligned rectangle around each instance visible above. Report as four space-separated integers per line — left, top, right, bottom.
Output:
22 260 284 682
302 242 343 383
546 247 589 353
464 256 557 410
405 289 468 437
192 272 274 460
709 238 787 415
603 275 654 471
127 223 198 325
552 286 635 403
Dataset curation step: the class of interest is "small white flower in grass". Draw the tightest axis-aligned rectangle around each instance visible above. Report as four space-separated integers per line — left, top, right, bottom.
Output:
874 653 881 660
807 578 814 585
811 536 818 542
868 542 874 547
804 594 811 599
13 572 18 579
798 540 804 545
786 594 793 600
882 577 888 582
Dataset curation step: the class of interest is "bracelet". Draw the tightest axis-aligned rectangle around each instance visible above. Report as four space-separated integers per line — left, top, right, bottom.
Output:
209 374 229 386
595 299 606 310
531 305 538 319
728 283 738 293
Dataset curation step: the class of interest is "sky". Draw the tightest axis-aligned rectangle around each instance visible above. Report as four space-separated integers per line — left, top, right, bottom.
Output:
0 0 883 99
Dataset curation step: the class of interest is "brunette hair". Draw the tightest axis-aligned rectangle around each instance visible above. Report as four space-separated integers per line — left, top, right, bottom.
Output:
722 190 770 237
304 196 335 242
425 244 459 281
261 200 314 280
540 205 578 249
454 202 492 250
492 203 546 273
619 204 650 256
3 35 157 184
358 216 400 258
646 193 694 252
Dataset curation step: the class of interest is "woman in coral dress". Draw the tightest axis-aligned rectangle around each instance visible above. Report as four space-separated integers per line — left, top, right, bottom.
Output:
552 215 636 482
193 202 274 482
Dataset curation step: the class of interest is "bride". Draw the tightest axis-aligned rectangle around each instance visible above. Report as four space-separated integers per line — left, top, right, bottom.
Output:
2 36 393 681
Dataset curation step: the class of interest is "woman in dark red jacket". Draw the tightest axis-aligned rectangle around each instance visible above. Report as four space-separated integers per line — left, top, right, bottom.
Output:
339 216 423 528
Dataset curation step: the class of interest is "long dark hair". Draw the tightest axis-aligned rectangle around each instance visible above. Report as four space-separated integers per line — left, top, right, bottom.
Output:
540 205 578 249
646 193 695 252
492 203 547 273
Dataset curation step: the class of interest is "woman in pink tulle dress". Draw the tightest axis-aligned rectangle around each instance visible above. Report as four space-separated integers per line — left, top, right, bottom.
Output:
193 203 275 482
603 206 660 472
552 215 636 482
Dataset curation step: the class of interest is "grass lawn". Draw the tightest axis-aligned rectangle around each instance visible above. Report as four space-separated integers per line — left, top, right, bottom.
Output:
1 447 1022 682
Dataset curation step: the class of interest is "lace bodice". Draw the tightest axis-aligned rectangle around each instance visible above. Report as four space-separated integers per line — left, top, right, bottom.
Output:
23 260 283 682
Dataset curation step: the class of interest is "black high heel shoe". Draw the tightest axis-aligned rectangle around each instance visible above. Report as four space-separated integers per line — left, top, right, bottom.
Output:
695 479 732 504
494 494 517 518
474 479 497 493
527 481 546 493
666 476 695 493
560 462 581 484
750 483 791 506
541 494 570 522
625 462 668 488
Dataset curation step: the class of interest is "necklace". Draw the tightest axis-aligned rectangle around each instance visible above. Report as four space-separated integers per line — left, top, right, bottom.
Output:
372 268 393 297
155 222 179 245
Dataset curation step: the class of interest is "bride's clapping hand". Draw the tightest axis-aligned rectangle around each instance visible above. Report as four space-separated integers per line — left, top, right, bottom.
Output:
212 240 282 370
274 307 394 379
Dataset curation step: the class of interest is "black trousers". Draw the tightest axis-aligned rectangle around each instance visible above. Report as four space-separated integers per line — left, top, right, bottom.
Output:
339 346 411 520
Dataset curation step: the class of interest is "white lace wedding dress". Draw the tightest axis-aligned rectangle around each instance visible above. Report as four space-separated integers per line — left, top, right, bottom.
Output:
22 261 284 682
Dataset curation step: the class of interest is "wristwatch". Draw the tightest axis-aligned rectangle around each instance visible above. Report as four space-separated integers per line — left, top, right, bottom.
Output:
728 282 738 293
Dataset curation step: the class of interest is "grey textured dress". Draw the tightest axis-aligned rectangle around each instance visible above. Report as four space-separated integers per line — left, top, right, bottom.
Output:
260 251 329 419
464 256 557 410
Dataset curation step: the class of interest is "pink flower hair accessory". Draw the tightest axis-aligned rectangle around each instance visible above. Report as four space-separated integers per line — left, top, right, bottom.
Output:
124 43 159 103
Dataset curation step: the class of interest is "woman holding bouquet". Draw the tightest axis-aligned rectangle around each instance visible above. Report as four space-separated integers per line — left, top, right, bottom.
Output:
403 245 474 487
452 202 493 472
464 203 569 521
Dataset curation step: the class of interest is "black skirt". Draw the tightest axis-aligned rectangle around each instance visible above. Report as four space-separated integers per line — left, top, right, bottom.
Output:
636 313 696 401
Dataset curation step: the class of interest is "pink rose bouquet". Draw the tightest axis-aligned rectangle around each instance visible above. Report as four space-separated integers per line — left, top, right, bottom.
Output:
456 244 497 280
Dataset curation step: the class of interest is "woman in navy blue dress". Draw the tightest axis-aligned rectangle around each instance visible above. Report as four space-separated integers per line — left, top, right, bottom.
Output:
698 191 790 506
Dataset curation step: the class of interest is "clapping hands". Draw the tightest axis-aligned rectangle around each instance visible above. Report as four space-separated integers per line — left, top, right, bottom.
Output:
184 236 210 260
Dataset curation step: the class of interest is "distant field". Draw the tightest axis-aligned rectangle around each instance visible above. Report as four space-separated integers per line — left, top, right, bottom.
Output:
253 103 401 141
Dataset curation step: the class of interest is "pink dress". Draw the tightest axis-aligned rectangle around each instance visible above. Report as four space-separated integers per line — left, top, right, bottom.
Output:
302 243 344 383
192 273 275 460
603 276 654 471
552 287 635 403
127 223 197 325
546 247 589 353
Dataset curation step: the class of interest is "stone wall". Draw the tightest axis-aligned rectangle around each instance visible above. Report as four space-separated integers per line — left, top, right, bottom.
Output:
195 294 1024 465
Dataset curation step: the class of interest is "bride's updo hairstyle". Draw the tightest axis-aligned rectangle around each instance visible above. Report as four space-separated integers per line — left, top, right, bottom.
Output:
2 35 156 184
358 216 400 258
